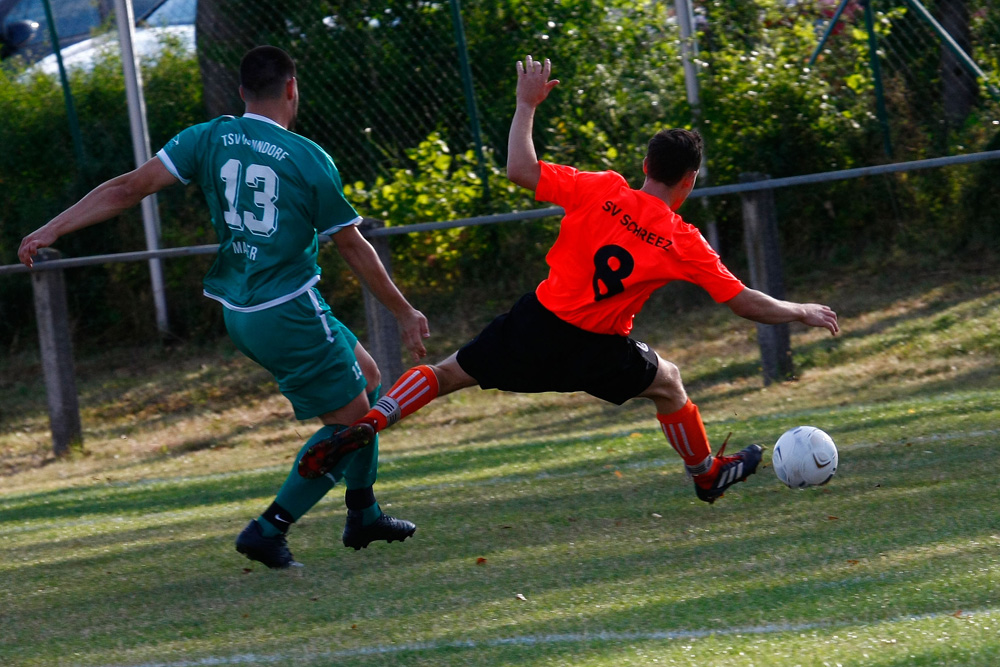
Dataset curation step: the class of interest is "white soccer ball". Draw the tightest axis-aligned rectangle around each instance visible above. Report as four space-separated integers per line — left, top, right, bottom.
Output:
772 426 838 488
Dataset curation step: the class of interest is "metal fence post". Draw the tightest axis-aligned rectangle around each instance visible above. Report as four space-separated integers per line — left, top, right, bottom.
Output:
30 248 83 456
739 173 793 385
448 0 491 200
358 218 404 386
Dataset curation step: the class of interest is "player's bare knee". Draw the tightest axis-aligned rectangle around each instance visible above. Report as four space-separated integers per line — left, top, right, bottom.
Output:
654 359 684 393
432 359 477 396
642 358 687 411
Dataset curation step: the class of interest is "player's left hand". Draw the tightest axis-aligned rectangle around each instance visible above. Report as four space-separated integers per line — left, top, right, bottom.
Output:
18 226 58 268
801 304 839 335
398 308 430 360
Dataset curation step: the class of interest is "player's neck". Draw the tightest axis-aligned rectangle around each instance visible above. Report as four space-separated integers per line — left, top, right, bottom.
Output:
243 102 293 130
640 178 685 211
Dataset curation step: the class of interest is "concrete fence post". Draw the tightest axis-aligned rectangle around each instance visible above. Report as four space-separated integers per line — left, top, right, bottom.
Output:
358 218 404 386
739 173 793 385
30 248 83 456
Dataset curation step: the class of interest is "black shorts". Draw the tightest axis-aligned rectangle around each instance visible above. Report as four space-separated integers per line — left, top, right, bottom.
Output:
455 292 660 405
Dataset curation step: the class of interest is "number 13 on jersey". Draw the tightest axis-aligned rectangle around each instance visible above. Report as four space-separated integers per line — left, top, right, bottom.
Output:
220 158 280 237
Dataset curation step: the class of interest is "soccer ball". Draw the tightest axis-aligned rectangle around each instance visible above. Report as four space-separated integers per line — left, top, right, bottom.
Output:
772 426 838 488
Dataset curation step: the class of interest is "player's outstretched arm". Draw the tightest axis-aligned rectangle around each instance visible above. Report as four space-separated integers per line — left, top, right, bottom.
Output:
506 55 559 192
725 287 839 335
332 225 429 360
18 157 178 268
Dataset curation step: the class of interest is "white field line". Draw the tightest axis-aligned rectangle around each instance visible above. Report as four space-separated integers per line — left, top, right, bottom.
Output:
109 607 998 667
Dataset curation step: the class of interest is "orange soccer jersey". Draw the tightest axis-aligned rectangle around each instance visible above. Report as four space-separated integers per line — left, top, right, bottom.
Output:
533 161 745 336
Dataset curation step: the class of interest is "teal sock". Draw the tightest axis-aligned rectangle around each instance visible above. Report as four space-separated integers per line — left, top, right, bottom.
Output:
360 502 382 526
257 425 340 537
345 486 383 526
341 386 380 497
335 385 385 529
257 517 284 538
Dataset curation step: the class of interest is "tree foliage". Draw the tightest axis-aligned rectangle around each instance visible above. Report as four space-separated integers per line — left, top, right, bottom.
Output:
1 1 999 351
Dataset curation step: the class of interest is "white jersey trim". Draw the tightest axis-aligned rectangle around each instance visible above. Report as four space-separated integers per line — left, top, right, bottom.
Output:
156 149 189 185
306 288 337 343
242 112 284 128
320 216 363 236
204 274 321 313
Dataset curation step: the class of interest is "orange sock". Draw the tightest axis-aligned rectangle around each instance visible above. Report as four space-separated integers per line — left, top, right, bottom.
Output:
657 399 713 475
360 365 439 432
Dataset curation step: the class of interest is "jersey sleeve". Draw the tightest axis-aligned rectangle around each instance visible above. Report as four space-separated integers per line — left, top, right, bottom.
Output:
314 152 361 234
678 226 746 303
535 161 622 212
156 123 206 185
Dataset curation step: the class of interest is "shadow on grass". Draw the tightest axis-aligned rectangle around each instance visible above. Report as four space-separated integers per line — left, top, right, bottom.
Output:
0 467 286 524
6 446 998 665
3 393 997 665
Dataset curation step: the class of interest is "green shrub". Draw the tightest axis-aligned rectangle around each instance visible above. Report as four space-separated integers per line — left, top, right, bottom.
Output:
3 1 999 353
0 39 210 350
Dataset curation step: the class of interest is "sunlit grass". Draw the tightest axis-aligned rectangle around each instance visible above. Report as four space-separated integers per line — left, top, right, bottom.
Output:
1 266 999 666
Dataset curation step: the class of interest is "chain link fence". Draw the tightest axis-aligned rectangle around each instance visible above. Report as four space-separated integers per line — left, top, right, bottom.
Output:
192 0 494 186
2 0 1000 354
803 0 1000 156
4 0 1000 459
187 0 693 186
4 0 999 172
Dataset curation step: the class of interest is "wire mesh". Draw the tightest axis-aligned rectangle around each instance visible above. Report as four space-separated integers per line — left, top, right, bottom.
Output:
809 0 1000 152
3 0 1000 352
193 1 485 186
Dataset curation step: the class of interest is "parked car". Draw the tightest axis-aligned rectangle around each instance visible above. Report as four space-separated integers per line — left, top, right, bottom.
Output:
1 0 194 67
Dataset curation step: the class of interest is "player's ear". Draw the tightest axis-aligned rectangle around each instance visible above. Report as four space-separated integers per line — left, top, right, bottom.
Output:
286 77 297 100
238 85 247 103
682 169 698 189
642 157 648 175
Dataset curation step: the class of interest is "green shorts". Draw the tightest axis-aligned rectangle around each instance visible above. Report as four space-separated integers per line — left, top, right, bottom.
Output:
223 287 367 420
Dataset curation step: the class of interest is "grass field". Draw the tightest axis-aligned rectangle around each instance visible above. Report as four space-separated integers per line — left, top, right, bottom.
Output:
2 266 999 666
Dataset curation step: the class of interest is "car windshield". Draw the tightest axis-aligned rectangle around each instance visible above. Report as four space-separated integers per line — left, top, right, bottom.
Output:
2 0 193 63
143 0 195 27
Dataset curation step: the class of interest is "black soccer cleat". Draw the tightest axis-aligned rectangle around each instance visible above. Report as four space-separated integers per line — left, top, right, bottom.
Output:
298 423 376 479
235 519 303 569
342 511 416 550
693 442 765 504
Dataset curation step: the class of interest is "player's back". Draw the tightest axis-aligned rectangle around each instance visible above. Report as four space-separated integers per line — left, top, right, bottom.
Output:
158 113 359 309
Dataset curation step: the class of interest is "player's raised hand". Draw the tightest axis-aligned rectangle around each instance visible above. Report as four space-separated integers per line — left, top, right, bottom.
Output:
515 55 559 108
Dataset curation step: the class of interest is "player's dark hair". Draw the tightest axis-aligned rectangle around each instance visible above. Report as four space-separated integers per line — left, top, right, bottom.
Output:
240 46 296 101
645 129 703 186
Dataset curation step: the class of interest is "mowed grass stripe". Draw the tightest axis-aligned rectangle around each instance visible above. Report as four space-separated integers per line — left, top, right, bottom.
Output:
104 607 1000 667
2 416 998 666
2 268 999 666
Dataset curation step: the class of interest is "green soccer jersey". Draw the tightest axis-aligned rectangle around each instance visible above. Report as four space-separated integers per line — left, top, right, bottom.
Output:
156 113 360 310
